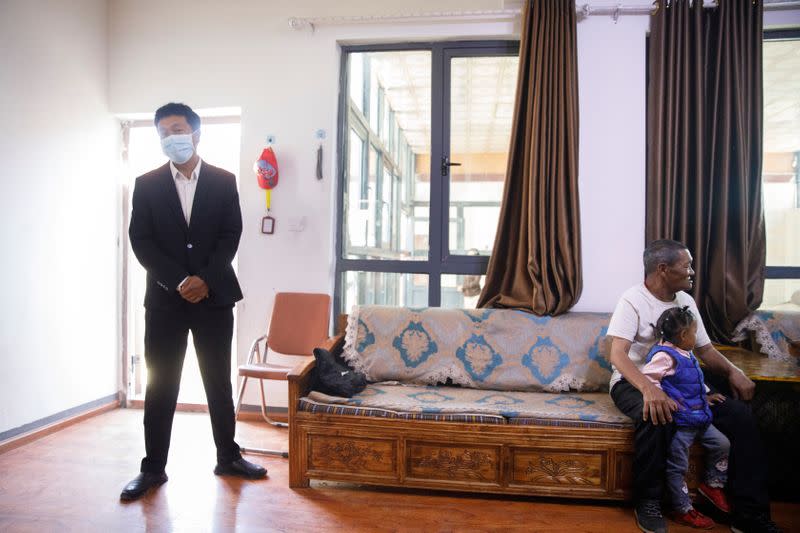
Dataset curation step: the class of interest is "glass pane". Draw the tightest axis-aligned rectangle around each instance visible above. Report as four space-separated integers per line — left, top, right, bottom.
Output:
342 271 429 311
448 55 518 255
382 95 391 146
396 126 404 167
346 129 366 248
763 38 800 267
349 55 364 113
393 173 402 252
441 274 485 309
369 67 380 133
344 51 432 260
389 112 396 160
366 145 379 247
380 166 392 246
413 205 429 255
759 279 800 312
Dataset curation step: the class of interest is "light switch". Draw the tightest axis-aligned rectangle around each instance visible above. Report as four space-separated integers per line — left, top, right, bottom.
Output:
288 216 307 232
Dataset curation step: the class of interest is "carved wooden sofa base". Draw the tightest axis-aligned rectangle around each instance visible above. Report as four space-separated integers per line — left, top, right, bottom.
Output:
288 335 702 501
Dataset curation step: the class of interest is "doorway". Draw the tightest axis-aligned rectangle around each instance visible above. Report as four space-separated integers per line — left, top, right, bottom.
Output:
121 114 242 405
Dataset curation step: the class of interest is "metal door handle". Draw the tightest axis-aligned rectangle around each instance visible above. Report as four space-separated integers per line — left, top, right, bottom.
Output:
441 156 461 176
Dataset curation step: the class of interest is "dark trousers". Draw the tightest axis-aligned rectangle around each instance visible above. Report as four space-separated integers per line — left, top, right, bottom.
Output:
140 304 241 473
611 376 770 517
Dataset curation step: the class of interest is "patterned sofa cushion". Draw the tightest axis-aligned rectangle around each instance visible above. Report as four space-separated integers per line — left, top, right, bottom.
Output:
298 397 507 424
300 384 632 429
343 306 613 392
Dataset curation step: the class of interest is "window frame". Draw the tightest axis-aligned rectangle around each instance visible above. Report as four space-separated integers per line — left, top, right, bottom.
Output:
335 41 519 314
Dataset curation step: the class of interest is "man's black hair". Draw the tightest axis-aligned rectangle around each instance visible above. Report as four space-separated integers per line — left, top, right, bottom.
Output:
643 239 688 275
154 102 201 131
654 306 695 345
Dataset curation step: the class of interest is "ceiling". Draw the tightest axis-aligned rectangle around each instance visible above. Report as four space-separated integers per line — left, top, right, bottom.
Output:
367 52 519 155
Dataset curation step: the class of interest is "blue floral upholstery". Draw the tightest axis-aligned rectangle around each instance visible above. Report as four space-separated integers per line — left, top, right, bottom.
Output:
343 306 613 392
300 384 631 428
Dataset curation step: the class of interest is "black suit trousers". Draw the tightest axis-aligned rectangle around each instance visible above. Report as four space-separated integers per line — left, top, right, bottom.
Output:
140 303 241 473
611 376 769 517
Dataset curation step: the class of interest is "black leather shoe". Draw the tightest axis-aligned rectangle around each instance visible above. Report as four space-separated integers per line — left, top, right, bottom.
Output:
731 513 782 533
120 472 168 501
213 458 267 479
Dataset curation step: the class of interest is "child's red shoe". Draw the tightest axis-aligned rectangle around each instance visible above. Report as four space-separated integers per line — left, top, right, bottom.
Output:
673 508 715 529
698 483 731 513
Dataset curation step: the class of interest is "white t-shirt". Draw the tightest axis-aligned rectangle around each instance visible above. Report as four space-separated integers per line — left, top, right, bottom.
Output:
607 282 711 390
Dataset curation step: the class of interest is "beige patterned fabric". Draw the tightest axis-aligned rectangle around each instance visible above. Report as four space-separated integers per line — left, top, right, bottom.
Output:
305 384 630 426
733 310 800 362
343 307 613 392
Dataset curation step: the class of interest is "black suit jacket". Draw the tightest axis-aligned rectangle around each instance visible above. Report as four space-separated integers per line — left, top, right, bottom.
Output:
129 161 243 309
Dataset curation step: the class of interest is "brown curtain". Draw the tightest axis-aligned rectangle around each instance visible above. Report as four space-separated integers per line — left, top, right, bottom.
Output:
646 0 765 342
477 0 581 315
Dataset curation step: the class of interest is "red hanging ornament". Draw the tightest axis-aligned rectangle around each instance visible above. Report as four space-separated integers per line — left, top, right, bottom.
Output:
254 146 279 190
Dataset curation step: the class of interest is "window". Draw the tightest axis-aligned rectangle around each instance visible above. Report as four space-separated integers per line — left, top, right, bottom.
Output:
336 43 519 313
761 30 800 312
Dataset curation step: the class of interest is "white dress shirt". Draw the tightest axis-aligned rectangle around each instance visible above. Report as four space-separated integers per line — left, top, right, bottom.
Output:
170 158 201 291
170 158 202 225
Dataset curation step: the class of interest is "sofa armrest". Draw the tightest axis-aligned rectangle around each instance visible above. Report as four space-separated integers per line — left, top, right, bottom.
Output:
288 332 346 417
320 330 346 354
288 357 316 384
287 332 345 383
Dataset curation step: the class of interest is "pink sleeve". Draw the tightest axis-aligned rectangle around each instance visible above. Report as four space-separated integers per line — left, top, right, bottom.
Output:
640 352 676 387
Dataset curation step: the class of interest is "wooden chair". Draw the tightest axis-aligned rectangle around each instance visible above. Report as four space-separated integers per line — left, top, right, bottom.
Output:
235 292 330 457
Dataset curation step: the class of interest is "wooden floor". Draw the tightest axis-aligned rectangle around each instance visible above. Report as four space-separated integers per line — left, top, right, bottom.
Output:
0 409 797 532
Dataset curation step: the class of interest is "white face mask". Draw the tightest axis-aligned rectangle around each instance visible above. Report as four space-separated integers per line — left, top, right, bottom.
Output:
161 132 196 164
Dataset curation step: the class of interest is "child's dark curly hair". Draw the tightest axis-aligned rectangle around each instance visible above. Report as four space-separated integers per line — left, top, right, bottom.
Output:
653 306 695 345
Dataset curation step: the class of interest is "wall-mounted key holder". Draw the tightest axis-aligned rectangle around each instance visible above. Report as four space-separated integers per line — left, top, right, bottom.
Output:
315 129 326 180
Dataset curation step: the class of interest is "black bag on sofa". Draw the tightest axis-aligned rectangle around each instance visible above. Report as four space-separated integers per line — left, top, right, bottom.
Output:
312 347 367 398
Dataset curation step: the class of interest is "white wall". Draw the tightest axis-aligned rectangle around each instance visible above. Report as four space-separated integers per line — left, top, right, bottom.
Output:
0 0 119 433
107 0 800 407
573 9 650 311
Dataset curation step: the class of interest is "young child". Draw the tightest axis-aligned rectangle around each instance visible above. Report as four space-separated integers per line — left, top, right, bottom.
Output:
642 306 731 529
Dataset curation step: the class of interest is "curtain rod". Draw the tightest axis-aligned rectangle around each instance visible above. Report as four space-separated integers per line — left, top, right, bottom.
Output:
288 0 800 30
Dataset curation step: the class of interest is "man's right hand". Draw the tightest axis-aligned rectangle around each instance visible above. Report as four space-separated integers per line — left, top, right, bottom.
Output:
178 276 209 303
609 336 678 425
641 383 678 425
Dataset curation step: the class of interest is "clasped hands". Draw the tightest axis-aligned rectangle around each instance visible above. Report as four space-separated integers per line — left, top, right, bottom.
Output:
179 276 209 303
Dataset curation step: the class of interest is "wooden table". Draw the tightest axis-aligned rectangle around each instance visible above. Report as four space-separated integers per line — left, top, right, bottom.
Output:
715 346 800 383
713 345 800 500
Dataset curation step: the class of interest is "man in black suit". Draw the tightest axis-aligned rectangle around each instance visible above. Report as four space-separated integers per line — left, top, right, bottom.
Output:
121 103 266 501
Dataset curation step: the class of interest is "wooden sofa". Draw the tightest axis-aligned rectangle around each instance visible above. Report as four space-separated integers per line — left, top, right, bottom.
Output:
288 307 703 500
